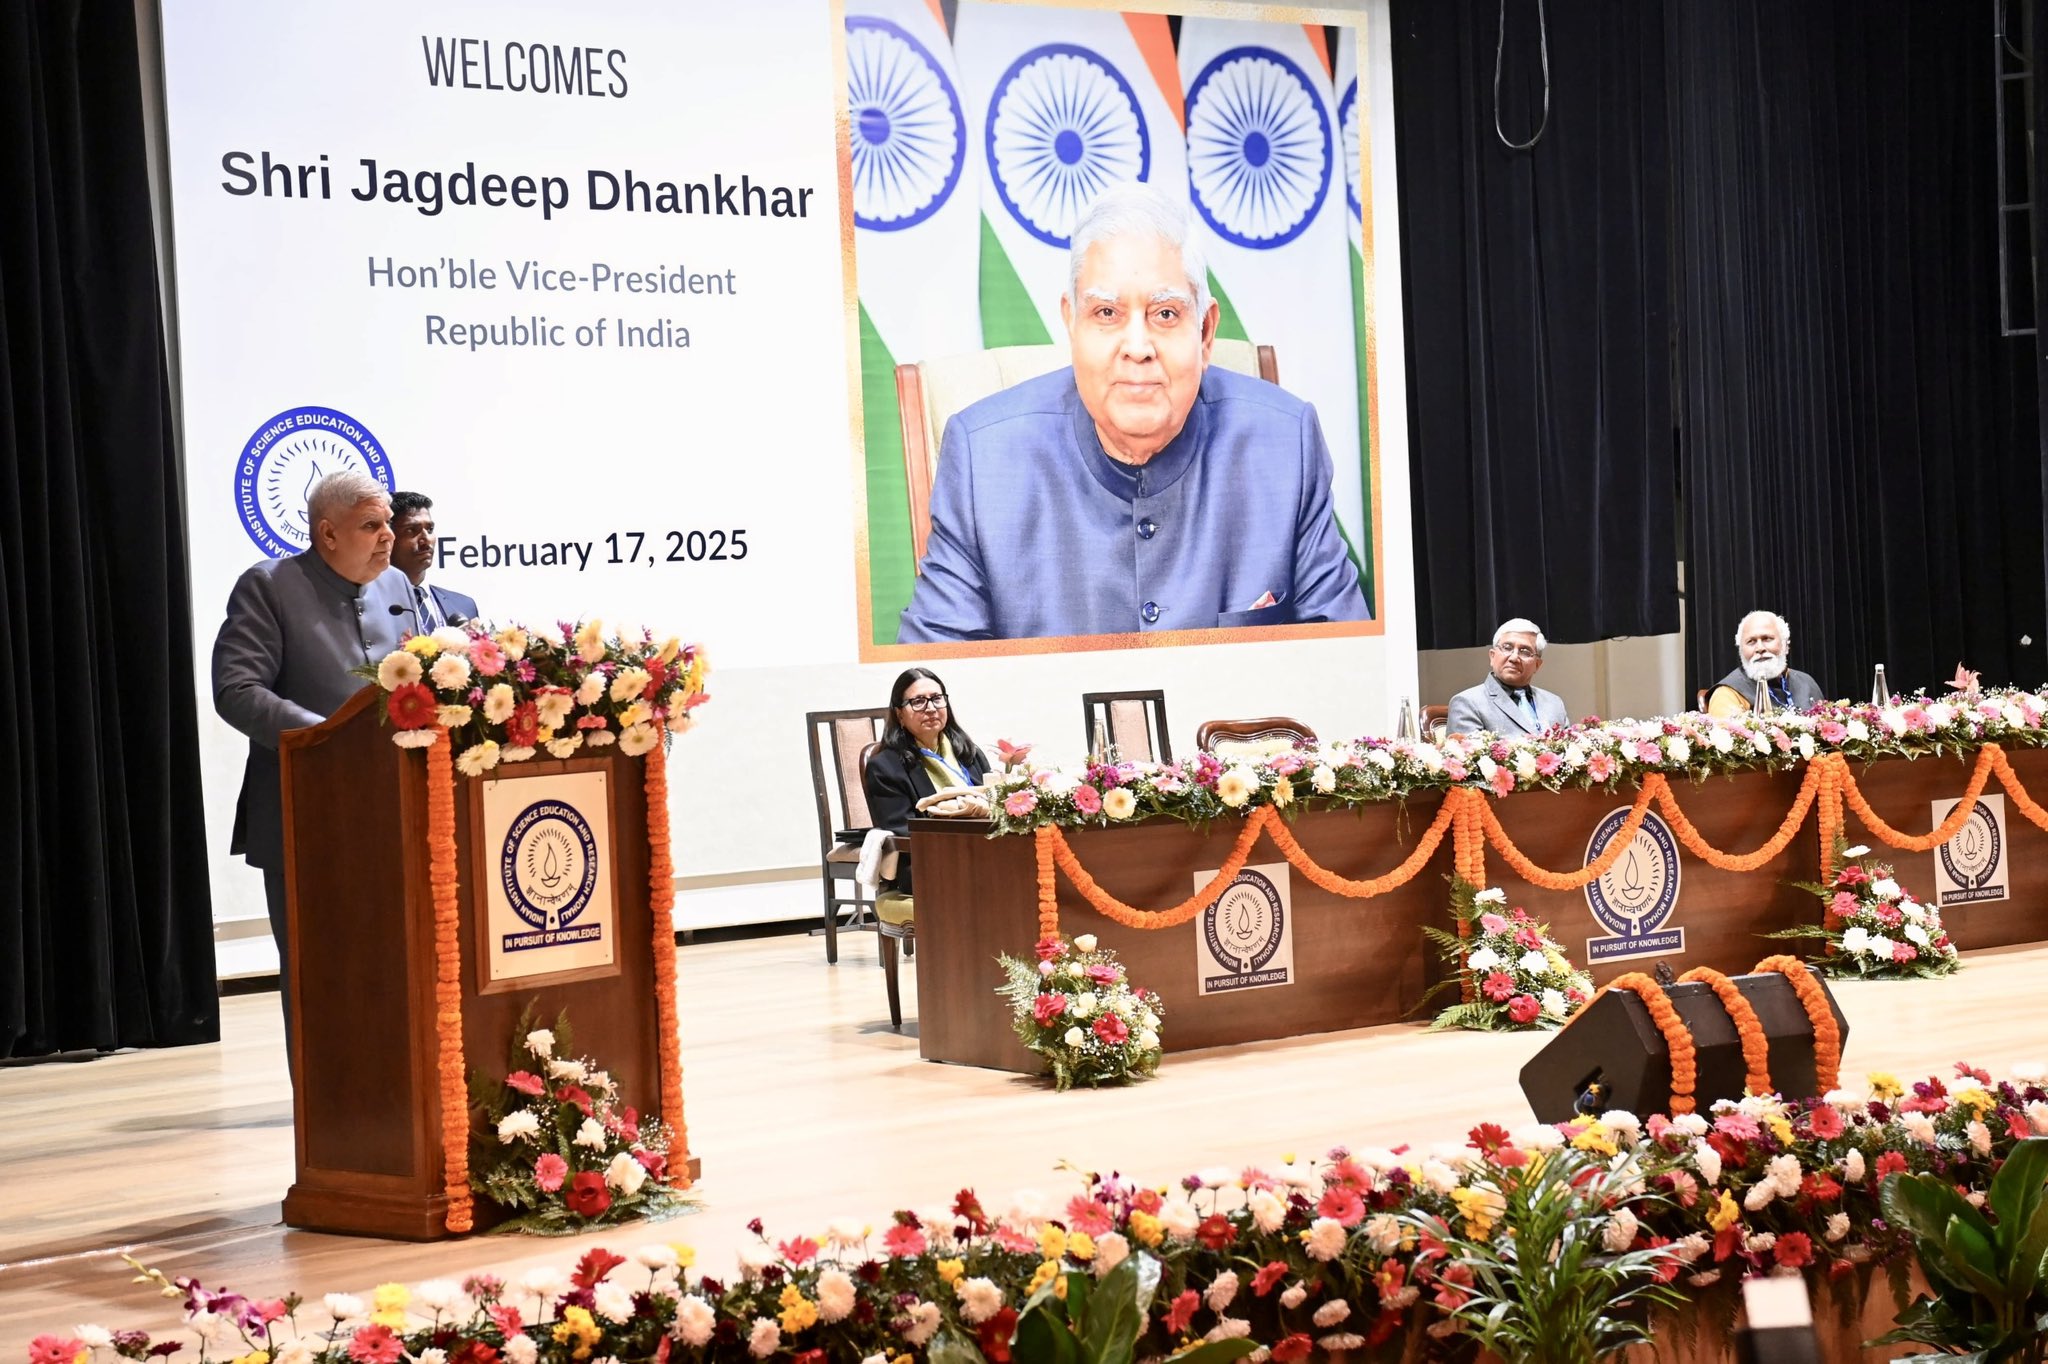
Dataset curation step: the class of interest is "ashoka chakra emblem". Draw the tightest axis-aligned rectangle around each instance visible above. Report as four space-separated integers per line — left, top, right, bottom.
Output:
1186 45 1332 249
1338 77 1362 220
846 16 965 231
986 43 1150 248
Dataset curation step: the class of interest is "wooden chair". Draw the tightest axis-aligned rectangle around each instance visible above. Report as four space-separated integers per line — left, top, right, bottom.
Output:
1194 716 1318 760
1420 703 1450 740
858 741 916 1030
1081 690 1172 764
895 341 1280 568
804 708 889 964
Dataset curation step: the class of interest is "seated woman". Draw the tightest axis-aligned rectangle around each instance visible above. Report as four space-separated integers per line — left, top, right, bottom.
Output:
861 667 992 903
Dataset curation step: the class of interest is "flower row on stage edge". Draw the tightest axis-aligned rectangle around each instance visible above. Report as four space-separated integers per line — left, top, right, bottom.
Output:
40 1063 2048 1364
353 620 709 775
988 687 2048 834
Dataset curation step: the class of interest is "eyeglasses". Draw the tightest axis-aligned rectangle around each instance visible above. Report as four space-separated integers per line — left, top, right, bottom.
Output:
902 694 949 712
1492 644 1540 661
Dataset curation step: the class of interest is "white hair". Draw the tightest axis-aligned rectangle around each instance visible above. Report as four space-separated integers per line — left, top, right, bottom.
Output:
1066 181 1211 319
1734 611 1791 651
307 470 389 530
1493 618 1548 654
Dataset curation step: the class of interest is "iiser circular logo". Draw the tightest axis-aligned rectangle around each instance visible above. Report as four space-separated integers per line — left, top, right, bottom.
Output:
234 405 395 557
501 799 600 933
1205 869 1286 973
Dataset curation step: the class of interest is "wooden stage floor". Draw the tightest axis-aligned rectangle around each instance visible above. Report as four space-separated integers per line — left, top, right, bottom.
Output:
5 930 2046 1352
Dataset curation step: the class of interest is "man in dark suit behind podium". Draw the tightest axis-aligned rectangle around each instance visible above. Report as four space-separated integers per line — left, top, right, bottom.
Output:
213 470 413 1055
390 490 480 629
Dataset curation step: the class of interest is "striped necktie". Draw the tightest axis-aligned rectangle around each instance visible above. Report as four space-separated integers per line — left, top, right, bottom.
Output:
414 583 440 632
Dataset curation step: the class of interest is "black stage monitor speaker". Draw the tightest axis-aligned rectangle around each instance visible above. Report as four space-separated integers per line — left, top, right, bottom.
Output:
1519 972 1849 1124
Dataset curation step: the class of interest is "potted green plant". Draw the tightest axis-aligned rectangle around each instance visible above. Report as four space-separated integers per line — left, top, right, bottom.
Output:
1874 1136 2048 1362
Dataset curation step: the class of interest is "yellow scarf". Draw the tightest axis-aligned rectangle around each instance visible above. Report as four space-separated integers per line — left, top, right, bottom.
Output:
918 735 972 791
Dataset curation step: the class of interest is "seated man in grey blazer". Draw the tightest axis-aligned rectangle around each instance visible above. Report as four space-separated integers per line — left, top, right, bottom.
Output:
212 470 414 1057
1446 618 1571 736
896 181 1369 643
1705 610 1824 716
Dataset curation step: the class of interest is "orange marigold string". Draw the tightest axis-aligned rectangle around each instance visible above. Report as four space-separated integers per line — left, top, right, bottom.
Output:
425 726 473 1233
1587 972 1698 1115
1836 743 2000 853
1448 792 1488 1003
1034 827 1060 941
1477 776 1665 890
1679 967 1771 1096
1814 754 1846 883
1753 954 1842 1093
1990 747 2048 832
643 727 689 1188
1261 796 1457 897
1655 761 1822 872
1042 806 1271 932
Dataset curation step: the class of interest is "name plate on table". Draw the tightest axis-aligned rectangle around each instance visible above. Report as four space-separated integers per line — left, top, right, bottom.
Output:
480 770 618 985
1582 808 1686 964
1932 793 2009 906
1194 861 1295 994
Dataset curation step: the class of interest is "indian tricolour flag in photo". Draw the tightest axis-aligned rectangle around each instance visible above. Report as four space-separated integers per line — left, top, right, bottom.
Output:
846 0 981 641
1178 19 1373 608
953 3 1188 346
1335 23 1376 609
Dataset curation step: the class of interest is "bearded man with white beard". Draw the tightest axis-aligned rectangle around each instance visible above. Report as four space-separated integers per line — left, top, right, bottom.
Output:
1704 610 1826 716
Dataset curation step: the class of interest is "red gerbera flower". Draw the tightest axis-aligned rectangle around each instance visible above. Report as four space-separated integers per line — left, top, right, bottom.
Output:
387 682 436 730
565 1171 611 1219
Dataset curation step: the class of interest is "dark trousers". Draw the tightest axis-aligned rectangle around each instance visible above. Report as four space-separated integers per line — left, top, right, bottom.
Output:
262 864 297 1083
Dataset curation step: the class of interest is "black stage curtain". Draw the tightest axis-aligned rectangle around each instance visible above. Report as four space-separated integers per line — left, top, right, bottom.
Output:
0 3 217 1056
1671 3 2043 700
1390 0 1678 648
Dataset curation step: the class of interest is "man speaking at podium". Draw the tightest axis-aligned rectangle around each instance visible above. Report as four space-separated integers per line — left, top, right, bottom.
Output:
212 470 413 1056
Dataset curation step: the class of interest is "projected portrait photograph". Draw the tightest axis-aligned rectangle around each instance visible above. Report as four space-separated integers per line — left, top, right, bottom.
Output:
842 0 1383 656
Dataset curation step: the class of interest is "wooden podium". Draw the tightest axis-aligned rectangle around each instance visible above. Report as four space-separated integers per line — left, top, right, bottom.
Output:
277 687 684 1239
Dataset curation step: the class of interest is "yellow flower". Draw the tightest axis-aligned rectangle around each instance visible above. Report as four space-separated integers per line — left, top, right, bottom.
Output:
671 1243 697 1269
368 1281 410 1328
1027 1260 1060 1296
1272 776 1295 807
1054 1276 1069 1301
777 1286 818 1334
1767 1115 1796 1146
1958 1087 1996 1115
1868 1072 1904 1102
537 726 556 744
552 1306 603 1360
231 1352 270 1364
1707 1190 1740 1233
657 636 682 664
403 635 441 659
1451 1186 1504 1241
1067 1231 1095 1262
1128 1211 1164 1247
1038 1225 1068 1260
1571 1125 1617 1157
935 1258 965 1286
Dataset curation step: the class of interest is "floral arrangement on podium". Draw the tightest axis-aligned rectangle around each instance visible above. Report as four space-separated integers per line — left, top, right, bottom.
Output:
361 619 709 772
1425 883 1592 1031
469 1016 686 1233
997 934 1163 1090
357 617 707 1234
64 1063 2048 1364
1772 844 1962 979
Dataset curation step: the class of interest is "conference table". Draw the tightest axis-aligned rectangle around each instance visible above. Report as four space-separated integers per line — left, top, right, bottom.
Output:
909 747 2048 1072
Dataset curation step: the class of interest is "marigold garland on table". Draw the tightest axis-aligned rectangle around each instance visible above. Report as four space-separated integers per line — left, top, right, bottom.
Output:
1475 776 1663 890
73 1062 2048 1364
1835 744 1999 853
1653 758 1823 872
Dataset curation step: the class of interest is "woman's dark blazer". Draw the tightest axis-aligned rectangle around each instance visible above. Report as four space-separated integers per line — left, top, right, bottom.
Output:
861 743 989 895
